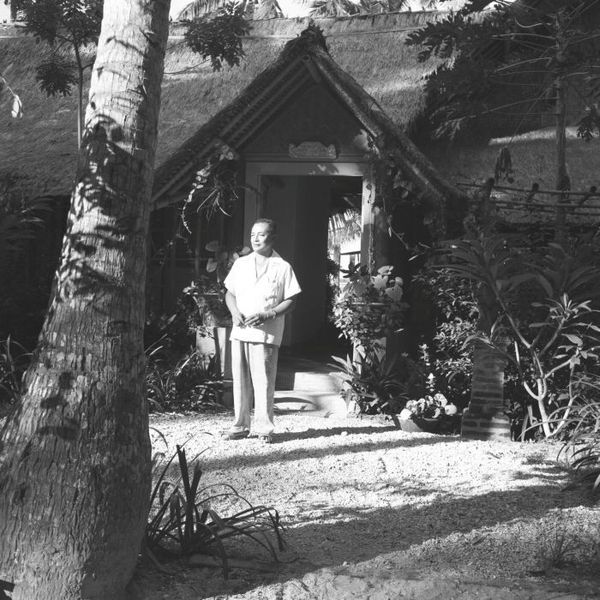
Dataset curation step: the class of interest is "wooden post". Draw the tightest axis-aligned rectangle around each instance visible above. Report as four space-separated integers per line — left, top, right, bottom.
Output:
554 10 570 244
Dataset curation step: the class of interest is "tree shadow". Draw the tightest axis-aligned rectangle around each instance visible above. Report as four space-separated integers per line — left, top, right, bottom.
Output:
145 476 596 599
193 430 462 474
273 425 399 442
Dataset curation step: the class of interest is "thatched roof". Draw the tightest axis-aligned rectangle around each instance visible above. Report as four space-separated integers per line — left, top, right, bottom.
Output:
154 17 467 232
0 24 83 196
0 12 442 198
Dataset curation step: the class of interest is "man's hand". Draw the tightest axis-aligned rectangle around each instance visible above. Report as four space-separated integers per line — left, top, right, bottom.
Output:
231 310 245 327
244 311 271 327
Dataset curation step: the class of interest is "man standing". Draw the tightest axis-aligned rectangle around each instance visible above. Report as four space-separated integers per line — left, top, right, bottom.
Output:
223 218 301 443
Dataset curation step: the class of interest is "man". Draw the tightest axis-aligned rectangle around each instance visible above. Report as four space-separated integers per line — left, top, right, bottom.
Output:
223 218 301 443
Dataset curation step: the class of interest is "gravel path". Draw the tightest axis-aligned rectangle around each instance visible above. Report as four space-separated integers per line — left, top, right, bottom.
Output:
134 412 600 600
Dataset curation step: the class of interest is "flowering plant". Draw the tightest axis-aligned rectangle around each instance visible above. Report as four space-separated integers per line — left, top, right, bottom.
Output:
399 392 458 421
331 264 407 356
182 241 250 334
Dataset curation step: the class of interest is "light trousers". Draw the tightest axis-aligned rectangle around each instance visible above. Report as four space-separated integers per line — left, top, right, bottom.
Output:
230 340 279 435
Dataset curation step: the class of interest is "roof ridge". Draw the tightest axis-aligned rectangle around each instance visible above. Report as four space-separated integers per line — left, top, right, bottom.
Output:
280 21 329 58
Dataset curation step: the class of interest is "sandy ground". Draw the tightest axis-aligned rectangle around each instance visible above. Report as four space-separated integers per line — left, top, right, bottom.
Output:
133 411 600 600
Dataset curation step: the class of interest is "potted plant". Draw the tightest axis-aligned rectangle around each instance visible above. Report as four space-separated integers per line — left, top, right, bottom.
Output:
182 240 250 379
331 263 406 358
398 392 459 434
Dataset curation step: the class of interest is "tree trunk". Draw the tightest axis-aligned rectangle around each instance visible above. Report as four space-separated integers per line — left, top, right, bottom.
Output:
0 1 171 599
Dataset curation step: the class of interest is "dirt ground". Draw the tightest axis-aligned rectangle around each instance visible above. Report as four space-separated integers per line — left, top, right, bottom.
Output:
133 411 600 600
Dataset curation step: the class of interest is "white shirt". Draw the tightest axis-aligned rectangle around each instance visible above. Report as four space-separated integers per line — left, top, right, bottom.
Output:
224 251 301 347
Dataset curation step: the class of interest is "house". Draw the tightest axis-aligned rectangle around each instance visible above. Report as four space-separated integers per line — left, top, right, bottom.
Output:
1 9 599 352
150 15 469 349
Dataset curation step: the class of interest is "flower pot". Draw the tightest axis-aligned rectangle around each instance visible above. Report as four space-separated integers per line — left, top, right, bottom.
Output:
399 415 461 434
399 416 442 434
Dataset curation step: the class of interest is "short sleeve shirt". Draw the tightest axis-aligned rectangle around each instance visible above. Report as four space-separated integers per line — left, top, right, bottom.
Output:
224 251 301 347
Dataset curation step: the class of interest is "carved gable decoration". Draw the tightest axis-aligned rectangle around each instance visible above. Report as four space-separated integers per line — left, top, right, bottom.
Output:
288 141 337 160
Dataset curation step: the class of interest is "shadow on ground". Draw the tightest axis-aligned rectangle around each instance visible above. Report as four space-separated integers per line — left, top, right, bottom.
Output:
137 457 597 599
192 429 462 474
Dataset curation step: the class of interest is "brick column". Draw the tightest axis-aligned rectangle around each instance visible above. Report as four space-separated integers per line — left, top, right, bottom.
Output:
461 342 511 440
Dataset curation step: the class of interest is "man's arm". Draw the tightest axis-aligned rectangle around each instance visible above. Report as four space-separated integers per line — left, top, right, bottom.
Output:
243 296 298 327
225 290 245 327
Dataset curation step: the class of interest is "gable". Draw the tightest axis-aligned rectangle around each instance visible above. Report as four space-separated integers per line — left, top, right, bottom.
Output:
243 82 370 159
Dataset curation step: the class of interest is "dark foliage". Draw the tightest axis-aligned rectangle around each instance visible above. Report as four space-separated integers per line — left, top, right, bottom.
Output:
406 1 600 141
15 0 102 47
184 2 250 72
35 56 78 97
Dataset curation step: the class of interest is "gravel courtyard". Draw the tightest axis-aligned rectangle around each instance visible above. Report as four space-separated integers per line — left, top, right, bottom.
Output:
134 411 600 600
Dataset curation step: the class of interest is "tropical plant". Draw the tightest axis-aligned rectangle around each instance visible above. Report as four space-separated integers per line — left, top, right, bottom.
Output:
331 352 407 425
15 0 103 146
406 0 600 204
310 0 407 17
331 263 406 357
557 377 600 493
182 241 250 335
145 444 285 577
183 1 250 72
439 235 600 439
146 348 224 413
411 266 479 409
183 156 253 223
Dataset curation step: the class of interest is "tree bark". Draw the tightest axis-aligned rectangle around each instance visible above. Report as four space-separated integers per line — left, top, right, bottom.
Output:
0 1 171 599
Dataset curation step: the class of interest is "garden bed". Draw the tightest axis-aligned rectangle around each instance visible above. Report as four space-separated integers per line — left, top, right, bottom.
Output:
134 412 600 600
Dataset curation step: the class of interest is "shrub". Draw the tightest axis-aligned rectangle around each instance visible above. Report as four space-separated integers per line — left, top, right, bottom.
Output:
146 348 224 413
331 352 407 424
557 377 600 493
439 235 600 439
411 267 478 410
331 264 406 357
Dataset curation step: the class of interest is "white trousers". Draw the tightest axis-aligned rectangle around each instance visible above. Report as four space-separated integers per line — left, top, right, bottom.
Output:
230 340 279 435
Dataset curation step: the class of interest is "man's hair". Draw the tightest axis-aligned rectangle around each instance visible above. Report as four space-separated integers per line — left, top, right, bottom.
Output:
253 218 277 235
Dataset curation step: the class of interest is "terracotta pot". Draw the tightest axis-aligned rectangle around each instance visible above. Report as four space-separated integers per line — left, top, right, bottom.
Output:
399 416 442 434
399 415 461 434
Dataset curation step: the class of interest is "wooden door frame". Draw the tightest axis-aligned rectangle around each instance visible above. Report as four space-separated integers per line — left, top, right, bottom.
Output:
244 160 375 266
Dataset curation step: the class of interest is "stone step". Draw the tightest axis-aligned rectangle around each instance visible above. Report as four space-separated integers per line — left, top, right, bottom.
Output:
276 371 343 392
274 390 347 416
276 357 344 393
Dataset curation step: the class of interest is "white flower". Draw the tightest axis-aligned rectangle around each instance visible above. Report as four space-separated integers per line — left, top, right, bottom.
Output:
399 408 413 420
444 403 458 416
372 275 387 290
385 284 403 302
433 393 447 406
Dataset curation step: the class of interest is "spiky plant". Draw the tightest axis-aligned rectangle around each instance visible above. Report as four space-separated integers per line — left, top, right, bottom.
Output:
145 444 285 577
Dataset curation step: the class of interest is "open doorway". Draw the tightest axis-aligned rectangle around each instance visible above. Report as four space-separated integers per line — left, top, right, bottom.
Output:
260 174 362 361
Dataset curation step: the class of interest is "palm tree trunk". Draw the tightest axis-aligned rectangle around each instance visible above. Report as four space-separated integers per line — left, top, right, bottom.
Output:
0 1 171 599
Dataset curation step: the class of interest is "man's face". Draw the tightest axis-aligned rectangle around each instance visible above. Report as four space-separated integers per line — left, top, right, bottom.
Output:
250 222 275 255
